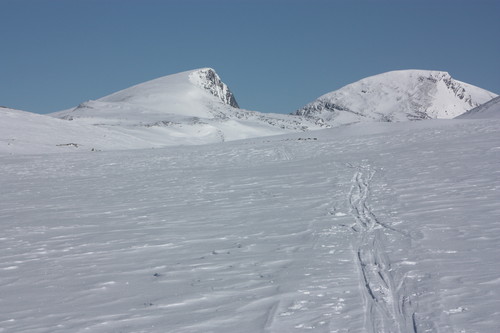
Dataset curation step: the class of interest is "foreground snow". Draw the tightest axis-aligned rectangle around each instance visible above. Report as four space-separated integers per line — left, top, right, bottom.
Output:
1 118 499 332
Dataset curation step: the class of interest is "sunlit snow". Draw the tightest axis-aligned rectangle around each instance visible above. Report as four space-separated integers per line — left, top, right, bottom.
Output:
1 117 499 332
294 70 497 124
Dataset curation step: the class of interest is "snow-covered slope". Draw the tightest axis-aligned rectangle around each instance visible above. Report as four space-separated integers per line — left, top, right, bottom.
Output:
53 68 239 121
457 95 500 119
293 70 497 126
1 117 499 332
50 68 320 144
0 106 165 155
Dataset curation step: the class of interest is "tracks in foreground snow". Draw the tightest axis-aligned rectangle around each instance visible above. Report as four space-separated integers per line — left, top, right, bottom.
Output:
347 164 417 333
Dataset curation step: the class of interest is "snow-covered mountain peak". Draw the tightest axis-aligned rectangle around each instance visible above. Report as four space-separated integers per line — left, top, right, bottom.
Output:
97 67 238 110
293 69 497 126
52 68 241 121
46 68 322 148
188 68 239 108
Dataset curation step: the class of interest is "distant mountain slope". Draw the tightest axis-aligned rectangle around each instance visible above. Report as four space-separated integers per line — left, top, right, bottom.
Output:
457 95 500 119
50 68 320 143
293 70 497 126
51 68 238 122
5 68 498 155
0 106 164 155
0 104 318 155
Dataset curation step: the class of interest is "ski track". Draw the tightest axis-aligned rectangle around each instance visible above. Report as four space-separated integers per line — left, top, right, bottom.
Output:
347 164 417 333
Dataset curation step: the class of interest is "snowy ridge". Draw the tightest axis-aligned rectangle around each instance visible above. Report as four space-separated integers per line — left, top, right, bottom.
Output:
56 68 238 119
293 70 497 126
457 95 500 119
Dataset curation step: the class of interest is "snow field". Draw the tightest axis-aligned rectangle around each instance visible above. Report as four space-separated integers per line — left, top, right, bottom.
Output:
1 118 499 332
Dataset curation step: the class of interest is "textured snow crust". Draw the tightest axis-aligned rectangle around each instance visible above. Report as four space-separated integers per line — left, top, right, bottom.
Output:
1 117 499 332
294 70 497 126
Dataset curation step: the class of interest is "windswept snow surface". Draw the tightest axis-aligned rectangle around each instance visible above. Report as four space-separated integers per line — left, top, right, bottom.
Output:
1 118 500 332
293 70 497 126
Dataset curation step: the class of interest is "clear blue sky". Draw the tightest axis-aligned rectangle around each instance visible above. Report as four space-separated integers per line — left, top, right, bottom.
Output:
1 0 499 114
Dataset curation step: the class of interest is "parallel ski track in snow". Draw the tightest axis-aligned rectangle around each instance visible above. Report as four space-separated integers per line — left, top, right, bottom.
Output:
347 164 417 333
